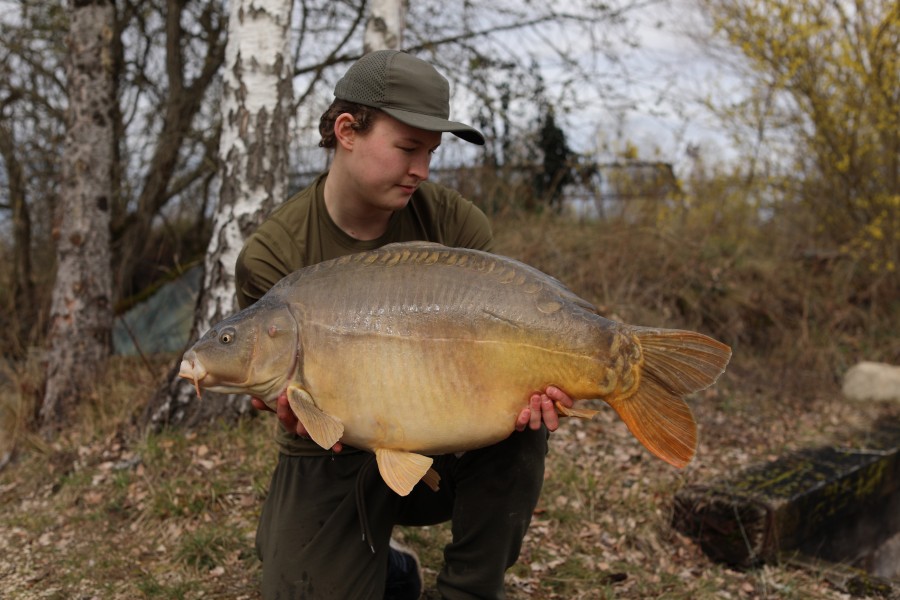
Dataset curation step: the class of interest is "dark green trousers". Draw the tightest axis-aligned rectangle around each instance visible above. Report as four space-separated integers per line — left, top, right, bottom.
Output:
255 427 548 600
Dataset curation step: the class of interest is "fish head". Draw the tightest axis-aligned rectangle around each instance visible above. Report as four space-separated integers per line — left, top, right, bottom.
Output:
179 300 299 405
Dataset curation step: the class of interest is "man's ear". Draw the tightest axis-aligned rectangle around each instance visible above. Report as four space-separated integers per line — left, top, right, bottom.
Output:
334 113 357 150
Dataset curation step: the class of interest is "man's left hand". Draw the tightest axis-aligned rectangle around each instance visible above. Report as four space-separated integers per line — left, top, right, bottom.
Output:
515 386 574 432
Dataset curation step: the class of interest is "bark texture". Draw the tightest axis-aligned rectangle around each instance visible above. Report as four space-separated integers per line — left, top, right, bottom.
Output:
364 0 408 52
41 0 116 432
144 0 294 429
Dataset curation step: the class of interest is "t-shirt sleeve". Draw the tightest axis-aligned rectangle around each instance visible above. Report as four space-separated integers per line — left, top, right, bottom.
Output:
439 189 494 252
235 183 318 309
235 225 301 309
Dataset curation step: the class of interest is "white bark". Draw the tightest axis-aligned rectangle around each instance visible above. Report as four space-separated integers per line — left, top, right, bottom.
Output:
145 0 294 428
201 0 294 334
41 0 115 433
364 0 408 52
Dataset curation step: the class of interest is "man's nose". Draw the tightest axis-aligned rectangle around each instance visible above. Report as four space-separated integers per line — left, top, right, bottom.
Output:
409 152 431 181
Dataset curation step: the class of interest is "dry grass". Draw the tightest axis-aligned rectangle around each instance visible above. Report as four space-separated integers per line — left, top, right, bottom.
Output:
1 212 898 599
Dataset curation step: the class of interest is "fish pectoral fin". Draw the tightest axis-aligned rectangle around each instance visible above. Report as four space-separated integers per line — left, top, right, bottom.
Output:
555 401 600 420
375 449 434 497
286 387 344 450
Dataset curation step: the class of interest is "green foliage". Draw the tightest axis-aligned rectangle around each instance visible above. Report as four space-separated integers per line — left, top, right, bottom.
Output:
175 525 241 571
135 575 193 599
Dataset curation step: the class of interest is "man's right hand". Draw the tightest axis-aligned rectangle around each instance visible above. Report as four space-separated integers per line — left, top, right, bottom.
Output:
252 393 343 453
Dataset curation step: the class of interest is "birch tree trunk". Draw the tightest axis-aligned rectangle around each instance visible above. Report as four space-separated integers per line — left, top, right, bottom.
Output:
40 0 115 434
143 0 294 429
364 0 408 52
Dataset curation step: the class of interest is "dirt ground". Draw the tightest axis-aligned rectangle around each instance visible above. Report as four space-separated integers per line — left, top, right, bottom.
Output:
1 351 898 599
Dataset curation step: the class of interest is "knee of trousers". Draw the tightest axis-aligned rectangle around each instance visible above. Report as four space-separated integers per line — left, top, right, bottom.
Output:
509 426 549 498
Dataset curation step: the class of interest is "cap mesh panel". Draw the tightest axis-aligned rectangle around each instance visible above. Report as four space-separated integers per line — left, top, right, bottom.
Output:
338 51 390 103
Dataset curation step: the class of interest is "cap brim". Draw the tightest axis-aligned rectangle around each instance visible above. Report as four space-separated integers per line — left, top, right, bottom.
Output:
382 107 485 145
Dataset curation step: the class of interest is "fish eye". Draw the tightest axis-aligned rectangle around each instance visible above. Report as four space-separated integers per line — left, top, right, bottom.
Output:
219 327 236 344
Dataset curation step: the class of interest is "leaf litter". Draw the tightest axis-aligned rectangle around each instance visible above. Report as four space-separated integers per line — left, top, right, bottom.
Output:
1 355 898 599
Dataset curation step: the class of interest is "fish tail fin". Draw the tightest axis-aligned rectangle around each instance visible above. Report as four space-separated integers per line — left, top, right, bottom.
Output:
607 328 732 468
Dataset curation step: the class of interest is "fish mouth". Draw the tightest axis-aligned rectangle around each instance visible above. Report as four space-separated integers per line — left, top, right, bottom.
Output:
178 357 208 399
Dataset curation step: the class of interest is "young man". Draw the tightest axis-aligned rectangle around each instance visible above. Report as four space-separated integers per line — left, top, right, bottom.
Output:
236 50 573 600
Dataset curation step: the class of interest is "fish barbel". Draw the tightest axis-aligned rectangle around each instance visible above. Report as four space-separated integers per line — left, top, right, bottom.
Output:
179 242 731 496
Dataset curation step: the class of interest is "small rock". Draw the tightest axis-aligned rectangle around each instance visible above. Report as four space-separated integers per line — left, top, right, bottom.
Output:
842 362 900 403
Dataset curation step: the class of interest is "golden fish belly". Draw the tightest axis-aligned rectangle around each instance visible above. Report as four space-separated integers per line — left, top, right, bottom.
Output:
299 328 607 455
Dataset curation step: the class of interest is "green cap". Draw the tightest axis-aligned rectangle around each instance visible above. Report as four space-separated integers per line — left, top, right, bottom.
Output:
334 50 485 145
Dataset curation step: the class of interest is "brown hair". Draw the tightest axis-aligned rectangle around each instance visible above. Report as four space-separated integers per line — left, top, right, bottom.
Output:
318 99 380 148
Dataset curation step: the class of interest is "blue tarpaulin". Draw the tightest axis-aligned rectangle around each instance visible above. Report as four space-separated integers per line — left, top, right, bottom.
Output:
113 265 202 356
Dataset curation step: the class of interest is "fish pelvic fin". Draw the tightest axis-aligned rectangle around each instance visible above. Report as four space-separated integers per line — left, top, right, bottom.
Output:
422 467 441 492
555 402 601 420
375 449 434 497
286 386 344 450
608 328 732 468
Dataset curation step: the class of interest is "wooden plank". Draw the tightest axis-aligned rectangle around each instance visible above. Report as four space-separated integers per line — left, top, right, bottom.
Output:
671 419 900 569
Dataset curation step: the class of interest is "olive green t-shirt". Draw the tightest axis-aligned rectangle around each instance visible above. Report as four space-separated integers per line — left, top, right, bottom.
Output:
234 172 494 455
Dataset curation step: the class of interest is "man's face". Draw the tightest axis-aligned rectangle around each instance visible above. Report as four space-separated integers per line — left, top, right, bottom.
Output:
343 113 442 212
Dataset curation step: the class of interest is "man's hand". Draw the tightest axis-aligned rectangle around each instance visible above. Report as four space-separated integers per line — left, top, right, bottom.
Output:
251 393 343 453
515 386 574 432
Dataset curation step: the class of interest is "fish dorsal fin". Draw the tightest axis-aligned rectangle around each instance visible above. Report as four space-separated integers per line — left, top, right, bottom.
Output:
375 448 434 496
286 386 344 450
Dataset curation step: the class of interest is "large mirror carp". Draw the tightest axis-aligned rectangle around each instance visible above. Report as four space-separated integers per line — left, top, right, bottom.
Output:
180 242 732 496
